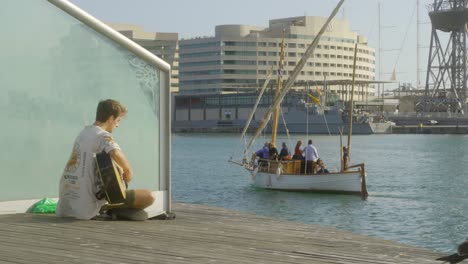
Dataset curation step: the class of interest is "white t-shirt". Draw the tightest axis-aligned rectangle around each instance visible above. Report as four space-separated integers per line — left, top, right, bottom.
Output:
304 144 318 162
56 125 121 220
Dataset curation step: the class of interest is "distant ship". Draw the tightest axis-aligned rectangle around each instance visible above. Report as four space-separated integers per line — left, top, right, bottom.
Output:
172 91 393 134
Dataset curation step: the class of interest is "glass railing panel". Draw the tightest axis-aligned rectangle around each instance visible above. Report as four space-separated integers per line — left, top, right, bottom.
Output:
0 0 162 201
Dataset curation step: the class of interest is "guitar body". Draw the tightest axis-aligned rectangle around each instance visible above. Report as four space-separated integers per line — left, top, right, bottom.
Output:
95 151 126 204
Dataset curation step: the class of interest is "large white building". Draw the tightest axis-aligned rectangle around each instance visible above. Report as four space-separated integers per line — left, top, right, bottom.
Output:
179 16 376 100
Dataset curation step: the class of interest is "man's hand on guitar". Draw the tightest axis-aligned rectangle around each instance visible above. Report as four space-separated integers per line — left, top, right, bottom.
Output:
122 172 131 184
115 164 131 186
109 149 134 183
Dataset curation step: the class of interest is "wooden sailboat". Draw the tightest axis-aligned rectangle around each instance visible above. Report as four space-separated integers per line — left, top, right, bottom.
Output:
231 0 368 197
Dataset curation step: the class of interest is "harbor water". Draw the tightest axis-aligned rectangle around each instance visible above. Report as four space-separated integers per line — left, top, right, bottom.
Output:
172 133 468 253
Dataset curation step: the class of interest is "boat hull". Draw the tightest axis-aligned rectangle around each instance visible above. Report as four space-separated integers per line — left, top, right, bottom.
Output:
250 170 363 194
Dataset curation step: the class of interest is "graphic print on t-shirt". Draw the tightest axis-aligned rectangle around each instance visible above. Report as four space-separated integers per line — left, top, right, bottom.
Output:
65 142 81 173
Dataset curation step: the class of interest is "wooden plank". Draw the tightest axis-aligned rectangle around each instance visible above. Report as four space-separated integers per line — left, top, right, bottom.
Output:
0 202 442 264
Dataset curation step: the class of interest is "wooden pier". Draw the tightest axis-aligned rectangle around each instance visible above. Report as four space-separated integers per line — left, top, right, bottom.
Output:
0 202 442 263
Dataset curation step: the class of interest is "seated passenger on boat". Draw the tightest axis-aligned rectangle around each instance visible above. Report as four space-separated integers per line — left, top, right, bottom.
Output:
304 139 319 174
315 158 329 174
292 140 304 160
279 142 291 160
251 142 270 165
268 143 279 160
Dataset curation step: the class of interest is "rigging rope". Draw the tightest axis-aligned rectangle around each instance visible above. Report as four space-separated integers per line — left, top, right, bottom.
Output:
279 107 293 153
304 83 310 175
321 77 332 136
392 3 416 75
233 71 272 161
322 109 332 136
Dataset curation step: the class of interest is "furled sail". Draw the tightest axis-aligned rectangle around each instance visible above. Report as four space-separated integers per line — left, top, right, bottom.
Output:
244 0 346 155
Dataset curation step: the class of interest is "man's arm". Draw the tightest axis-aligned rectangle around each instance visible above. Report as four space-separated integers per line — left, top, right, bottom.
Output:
109 148 133 183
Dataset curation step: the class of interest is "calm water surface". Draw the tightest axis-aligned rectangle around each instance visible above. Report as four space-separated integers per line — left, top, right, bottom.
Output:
171 133 468 253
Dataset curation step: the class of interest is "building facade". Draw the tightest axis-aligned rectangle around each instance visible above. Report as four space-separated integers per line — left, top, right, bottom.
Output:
179 16 376 100
108 23 180 93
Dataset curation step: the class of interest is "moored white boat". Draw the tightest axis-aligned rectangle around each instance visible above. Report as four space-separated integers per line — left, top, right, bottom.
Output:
230 0 368 198
244 160 366 194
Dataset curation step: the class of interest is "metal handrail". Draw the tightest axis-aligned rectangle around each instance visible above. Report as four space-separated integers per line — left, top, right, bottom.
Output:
47 0 171 73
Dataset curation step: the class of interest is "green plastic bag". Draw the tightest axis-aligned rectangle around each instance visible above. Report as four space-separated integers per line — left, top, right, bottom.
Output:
31 198 57 214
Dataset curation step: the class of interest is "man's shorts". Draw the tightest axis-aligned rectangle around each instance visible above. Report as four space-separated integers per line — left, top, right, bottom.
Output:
122 189 136 207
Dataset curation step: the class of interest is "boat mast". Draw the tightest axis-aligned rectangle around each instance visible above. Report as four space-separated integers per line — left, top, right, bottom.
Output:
244 0 345 154
416 0 420 89
347 43 359 149
271 32 286 146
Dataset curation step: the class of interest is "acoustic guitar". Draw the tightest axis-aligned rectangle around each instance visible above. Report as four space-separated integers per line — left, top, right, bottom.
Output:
95 151 127 204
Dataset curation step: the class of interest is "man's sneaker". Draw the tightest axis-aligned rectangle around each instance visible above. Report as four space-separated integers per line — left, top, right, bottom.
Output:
91 211 117 221
112 208 148 221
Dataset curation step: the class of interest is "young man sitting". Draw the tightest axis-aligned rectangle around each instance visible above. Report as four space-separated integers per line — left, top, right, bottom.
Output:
56 99 155 221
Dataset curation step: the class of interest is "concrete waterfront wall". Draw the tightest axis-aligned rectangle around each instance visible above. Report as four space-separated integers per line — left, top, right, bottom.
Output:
392 125 468 134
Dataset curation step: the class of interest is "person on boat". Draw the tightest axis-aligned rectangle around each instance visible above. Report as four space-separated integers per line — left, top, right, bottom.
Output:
251 142 270 166
315 159 329 174
304 139 319 174
56 99 155 221
254 142 270 159
293 140 305 173
292 140 304 160
268 143 279 160
279 142 290 160
342 146 349 171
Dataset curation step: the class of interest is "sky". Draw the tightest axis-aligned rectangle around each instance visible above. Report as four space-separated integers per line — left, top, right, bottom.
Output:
70 0 437 91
